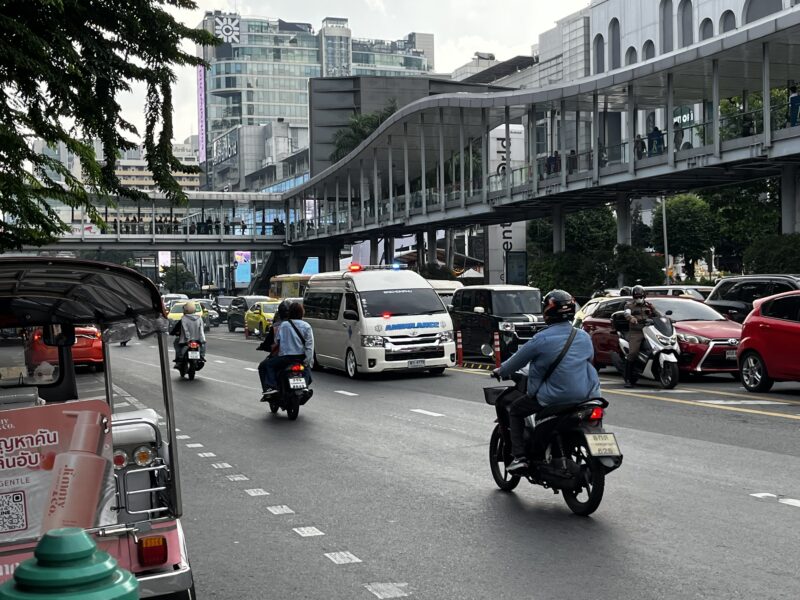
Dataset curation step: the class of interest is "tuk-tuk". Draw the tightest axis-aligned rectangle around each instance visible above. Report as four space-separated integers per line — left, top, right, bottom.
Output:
0 258 193 599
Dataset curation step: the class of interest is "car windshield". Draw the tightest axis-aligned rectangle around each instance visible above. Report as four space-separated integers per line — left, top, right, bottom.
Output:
651 298 725 321
262 303 280 312
216 297 234 307
359 288 445 317
492 290 542 315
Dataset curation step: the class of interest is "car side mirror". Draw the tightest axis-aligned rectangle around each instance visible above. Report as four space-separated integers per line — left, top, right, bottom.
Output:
343 309 359 321
42 324 76 347
447 304 454 311
665 310 673 316
474 306 485 314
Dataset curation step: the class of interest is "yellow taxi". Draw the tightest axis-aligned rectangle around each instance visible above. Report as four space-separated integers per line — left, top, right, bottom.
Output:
166 300 210 332
244 300 281 337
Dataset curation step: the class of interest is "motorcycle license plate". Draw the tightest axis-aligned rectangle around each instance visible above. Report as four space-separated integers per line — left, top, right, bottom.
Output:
726 350 737 360
188 351 201 359
585 433 621 457
408 359 426 368
289 377 307 390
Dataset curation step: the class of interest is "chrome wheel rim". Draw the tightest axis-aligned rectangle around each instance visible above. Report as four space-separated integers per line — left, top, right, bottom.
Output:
742 355 762 388
346 351 356 377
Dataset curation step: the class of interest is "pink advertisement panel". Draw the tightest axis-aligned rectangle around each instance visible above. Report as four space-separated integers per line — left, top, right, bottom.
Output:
0 400 115 545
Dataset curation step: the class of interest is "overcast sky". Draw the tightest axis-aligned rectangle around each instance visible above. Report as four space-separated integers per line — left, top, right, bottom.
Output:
120 0 590 143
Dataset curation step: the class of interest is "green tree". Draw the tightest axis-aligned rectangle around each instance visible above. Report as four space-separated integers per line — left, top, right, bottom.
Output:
652 194 719 280
697 178 780 272
0 1 216 251
630 203 652 249
330 99 398 162
743 234 800 273
161 265 196 293
613 245 664 286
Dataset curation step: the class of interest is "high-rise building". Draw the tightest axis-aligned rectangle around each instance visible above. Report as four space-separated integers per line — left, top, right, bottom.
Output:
196 12 434 180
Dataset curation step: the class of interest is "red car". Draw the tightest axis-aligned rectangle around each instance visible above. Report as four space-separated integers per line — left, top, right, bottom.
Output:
738 290 800 392
580 296 742 376
26 326 104 370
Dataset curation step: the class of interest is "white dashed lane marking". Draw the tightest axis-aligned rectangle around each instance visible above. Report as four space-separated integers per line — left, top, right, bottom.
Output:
186 443 203 448
176 435 191 440
214 360 226 364
211 463 232 469
750 492 800 508
324 551 362 565
293 527 324 537
198 452 217 458
365 583 411 599
244 489 269 497
335 390 358 397
226 474 249 482
700 400 786 405
410 409 444 417
244 367 258 372
266 505 295 515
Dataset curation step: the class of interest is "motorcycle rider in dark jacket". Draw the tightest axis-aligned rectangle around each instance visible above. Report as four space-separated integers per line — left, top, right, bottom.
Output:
623 285 661 388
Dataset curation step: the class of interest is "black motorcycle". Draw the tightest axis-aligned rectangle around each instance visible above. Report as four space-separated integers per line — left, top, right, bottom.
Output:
176 339 205 380
267 361 313 420
485 372 623 516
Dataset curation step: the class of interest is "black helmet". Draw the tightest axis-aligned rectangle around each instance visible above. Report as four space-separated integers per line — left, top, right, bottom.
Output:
277 300 291 320
619 286 632 296
542 289 576 324
632 285 646 299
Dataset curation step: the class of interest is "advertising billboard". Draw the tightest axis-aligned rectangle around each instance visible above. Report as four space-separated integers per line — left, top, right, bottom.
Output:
234 250 251 286
197 64 207 164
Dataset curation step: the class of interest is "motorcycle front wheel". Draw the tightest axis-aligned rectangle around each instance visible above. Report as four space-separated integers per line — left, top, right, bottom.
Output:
562 439 605 516
489 425 520 491
659 361 679 389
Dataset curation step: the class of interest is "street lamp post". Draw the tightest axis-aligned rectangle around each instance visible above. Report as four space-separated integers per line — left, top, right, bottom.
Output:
661 196 670 284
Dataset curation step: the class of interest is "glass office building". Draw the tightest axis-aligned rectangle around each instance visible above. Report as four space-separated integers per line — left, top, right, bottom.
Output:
196 12 433 171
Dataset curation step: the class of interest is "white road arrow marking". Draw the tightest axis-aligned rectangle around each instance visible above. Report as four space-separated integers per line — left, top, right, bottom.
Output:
244 488 269 497
411 409 444 417
266 505 294 515
365 583 411 599
335 390 358 396
778 498 800 508
293 527 324 537
750 493 778 499
324 551 362 564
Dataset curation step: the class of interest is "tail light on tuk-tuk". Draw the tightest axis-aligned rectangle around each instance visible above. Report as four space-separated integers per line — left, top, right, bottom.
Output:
138 535 168 567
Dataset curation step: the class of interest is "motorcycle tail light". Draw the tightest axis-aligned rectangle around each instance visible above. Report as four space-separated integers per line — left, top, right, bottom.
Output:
589 407 604 421
290 364 304 372
188 341 199 349
138 535 168 567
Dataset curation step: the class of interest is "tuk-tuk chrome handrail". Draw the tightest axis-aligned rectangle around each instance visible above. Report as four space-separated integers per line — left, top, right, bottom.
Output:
123 463 171 516
157 331 182 519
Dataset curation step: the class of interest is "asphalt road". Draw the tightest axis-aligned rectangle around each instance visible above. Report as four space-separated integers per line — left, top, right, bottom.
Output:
108 329 800 600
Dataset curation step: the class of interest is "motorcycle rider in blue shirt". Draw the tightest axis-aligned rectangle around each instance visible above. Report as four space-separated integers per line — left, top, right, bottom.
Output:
493 290 601 474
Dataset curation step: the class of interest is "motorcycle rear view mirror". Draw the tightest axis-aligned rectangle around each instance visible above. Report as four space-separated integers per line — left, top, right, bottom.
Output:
665 310 673 316
42 323 76 347
480 343 494 357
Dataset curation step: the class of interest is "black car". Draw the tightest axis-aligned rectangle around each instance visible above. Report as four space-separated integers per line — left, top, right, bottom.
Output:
705 275 800 322
226 295 271 332
197 299 220 327
449 285 545 360
213 295 236 323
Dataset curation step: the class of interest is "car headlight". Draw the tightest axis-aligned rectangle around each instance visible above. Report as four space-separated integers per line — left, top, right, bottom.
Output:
499 321 515 332
439 330 454 342
361 335 385 347
677 333 710 345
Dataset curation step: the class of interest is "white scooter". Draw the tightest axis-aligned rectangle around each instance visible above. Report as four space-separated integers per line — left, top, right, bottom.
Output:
610 310 680 389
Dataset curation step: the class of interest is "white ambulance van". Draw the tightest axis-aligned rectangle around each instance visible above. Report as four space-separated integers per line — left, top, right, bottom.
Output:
304 265 456 378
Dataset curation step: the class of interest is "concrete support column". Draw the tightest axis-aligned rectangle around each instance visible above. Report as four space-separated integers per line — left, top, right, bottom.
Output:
616 193 632 246
712 59 721 157
763 42 772 148
438 107 446 211
667 73 675 167
781 165 799 234
552 205 566 254
504 105 511 198
372 147 379 222
403 122 410 220
445 229 455 270
359 160 366 227
560 99 567 189
426 228 437 265
459 108 466 208
347 171 353 230
369 236 379 265
481 108 488 204
415 231 425 266
388 136 394 222
420 114 428 216
384 237 395 264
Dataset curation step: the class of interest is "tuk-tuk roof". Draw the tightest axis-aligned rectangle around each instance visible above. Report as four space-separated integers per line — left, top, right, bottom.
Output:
0 257 165 327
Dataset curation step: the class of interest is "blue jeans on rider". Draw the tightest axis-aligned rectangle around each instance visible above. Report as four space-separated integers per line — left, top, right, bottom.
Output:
262 354 310 391
174 339 206 361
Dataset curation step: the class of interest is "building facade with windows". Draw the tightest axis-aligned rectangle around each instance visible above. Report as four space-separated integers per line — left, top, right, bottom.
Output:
196 11 434 188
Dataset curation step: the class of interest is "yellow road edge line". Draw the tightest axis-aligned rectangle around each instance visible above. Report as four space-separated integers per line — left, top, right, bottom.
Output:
606 388 800 421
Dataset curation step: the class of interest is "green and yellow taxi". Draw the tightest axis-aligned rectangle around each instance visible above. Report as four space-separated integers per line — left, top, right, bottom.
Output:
166 300 210 332
244 300 281 337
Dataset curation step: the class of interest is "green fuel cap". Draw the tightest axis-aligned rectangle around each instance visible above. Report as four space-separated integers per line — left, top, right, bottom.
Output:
0 528 138 599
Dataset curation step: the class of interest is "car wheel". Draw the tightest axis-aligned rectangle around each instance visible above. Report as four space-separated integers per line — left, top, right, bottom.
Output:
741 351 773 393
345 349 359 379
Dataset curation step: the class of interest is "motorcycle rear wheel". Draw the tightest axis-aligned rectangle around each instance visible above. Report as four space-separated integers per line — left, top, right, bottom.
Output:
562 439 605 516
188 367 196 381
489 425 520 491
287 401 299 420
269 402 279 414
